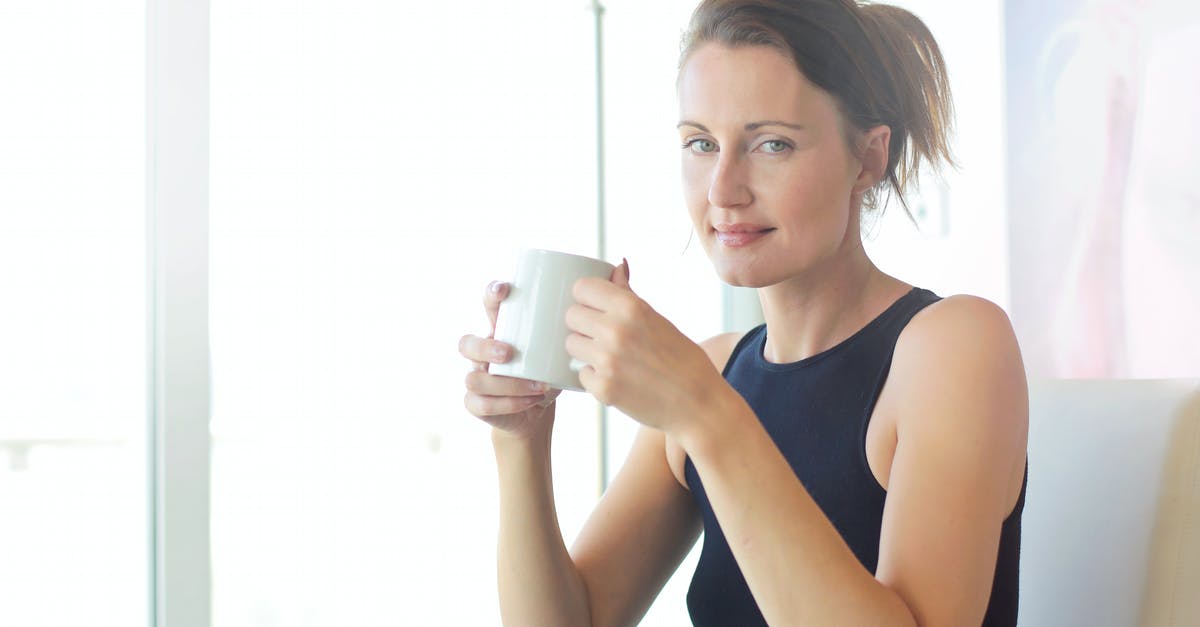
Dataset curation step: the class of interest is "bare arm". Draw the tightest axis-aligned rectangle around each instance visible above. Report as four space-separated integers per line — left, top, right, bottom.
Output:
676 296 1028 626
492 420 593 627
461 278 589 626
568 426 702 627
471 272 734 626
567 333 738 626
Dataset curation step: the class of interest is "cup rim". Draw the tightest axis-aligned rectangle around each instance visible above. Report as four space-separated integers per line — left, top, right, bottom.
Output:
521 247 615 268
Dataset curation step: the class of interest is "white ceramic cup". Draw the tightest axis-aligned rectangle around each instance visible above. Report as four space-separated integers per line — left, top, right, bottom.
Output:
490 248 616 392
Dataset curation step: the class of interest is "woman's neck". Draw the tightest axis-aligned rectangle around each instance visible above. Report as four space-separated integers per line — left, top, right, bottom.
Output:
756 244 908 364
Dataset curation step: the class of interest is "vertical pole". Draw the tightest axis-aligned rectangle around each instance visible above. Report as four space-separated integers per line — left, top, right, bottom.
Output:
147 0 211 623
589 0 609 497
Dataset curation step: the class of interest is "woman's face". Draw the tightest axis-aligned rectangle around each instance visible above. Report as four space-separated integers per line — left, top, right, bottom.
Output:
678 43 866 288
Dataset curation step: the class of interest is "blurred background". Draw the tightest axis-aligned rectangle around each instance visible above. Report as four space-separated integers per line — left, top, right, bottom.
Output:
0 0 1195 625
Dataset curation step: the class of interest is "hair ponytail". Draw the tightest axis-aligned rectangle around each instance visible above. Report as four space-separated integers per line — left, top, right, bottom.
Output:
680 0 957 219
855 3 956 214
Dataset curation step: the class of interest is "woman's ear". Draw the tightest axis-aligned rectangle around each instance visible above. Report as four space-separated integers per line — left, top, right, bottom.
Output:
853 125 891 194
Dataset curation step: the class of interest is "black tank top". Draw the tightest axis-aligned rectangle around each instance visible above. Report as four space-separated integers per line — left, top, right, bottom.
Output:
683 287 1025 626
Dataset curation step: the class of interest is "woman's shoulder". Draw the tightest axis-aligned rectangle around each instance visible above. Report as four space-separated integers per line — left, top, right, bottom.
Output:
903 293 1018 352
890 292 1027 426
700 330 749 373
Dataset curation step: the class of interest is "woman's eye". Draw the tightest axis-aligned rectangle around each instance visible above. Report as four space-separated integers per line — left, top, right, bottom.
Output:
761 140 790 153
684 139 717 153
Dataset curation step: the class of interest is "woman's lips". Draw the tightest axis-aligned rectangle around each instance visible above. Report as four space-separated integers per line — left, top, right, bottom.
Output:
716 228 775 247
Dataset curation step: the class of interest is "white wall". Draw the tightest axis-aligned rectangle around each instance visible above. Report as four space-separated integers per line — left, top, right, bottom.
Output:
864 0 1011 310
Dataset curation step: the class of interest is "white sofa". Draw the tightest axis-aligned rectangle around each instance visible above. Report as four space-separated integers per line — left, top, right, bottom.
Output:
1019 379 1200 626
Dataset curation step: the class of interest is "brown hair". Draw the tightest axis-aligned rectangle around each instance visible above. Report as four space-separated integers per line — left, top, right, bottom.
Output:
680 0 956 219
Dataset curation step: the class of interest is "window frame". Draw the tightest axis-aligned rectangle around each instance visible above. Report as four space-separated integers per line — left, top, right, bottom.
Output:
146 0 211 624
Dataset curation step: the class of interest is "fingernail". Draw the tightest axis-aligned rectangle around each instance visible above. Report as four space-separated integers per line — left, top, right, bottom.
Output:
528 381 546 392
491 345 507 360
622 257 630 281
490 281 503 294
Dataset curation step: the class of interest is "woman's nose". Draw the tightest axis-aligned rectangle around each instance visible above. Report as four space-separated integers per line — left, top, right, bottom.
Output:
707 153 753 209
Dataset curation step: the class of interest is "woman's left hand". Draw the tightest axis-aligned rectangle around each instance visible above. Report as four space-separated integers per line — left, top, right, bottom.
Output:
565 259 725 433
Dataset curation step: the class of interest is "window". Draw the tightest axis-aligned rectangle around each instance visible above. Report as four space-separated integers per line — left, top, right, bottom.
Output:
0 1 148 624
210 1 601 624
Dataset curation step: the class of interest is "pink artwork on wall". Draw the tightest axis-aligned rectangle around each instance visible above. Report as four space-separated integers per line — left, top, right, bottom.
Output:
1005 0 1200 378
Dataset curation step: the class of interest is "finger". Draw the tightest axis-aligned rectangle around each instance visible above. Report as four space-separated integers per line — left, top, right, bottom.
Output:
464 392 548 418
565 332 605 373
571 276 623 312
610 257 631 290
483 281 510 333
564 302 608 340
465 370 550 397
574 277 644 320
458 334 514 365
537 387 563 406
574 364 611 406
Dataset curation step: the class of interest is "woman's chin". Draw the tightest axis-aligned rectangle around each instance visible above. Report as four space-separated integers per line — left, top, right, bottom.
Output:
706 247 781 288
715 264 770 289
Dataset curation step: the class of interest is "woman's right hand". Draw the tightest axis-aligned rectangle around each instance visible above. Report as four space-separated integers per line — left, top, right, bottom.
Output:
460 280 562 440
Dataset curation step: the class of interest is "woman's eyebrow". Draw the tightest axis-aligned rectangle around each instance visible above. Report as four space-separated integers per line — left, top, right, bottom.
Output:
744 120 806 132
675 120 806 132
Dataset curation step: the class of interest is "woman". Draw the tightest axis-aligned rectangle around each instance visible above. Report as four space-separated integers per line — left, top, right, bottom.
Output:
459 1 1028 625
